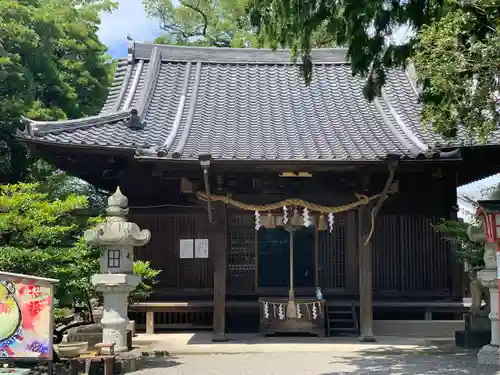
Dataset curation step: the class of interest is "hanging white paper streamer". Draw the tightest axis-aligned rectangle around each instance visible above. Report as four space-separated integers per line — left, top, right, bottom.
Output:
278 304 285 320
282 206 289 224
302 207 311 227
328 212 335 233
255 211 261 230
296 304 302 319
264 302 270 319
312 303 318 320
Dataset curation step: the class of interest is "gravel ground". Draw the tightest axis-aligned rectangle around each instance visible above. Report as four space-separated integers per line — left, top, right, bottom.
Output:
127 351 500 375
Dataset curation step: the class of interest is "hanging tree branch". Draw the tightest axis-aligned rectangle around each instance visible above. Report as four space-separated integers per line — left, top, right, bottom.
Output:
363 159 399 245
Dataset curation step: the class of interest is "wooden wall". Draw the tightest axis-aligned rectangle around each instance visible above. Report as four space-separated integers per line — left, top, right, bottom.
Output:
372 215 451 297
131 212 215 296
130 208 459 300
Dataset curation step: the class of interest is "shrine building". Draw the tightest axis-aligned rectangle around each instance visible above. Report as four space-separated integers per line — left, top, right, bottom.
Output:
17 40 500 340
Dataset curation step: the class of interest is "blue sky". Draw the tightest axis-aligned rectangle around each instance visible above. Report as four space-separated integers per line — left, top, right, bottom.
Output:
98 0 162 58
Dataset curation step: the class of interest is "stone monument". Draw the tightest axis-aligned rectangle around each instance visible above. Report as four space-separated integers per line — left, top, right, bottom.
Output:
467 186 500 365
84 187 151 353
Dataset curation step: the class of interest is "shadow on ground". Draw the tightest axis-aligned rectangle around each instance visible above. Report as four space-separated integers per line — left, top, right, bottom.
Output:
318 347 498 375
140 358 182 369
185 332 385 345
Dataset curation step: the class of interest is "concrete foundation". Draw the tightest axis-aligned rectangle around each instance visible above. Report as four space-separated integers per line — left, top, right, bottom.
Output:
373 320 464 338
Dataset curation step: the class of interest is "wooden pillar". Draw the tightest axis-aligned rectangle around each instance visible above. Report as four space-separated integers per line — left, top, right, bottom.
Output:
212 201 229 342
358 203 376 342
146 311 154 335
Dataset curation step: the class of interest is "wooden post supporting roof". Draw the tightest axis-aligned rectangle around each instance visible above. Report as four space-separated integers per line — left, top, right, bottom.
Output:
358 203 375 342
358 159 398 342
212 201 229 342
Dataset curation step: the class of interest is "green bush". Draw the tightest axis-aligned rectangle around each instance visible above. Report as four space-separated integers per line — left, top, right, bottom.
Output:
0 183 160 320
434 219 484 269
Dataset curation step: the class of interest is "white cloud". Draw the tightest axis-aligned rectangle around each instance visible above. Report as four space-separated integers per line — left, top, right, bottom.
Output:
98 0 162 57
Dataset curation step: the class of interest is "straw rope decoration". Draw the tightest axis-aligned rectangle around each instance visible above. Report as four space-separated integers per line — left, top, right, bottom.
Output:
196 192 380 213
196 191 388 245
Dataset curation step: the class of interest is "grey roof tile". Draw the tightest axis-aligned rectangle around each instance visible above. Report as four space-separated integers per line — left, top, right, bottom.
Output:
19 41 465 161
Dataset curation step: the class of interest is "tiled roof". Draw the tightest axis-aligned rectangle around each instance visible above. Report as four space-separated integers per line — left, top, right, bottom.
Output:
19 41 463 162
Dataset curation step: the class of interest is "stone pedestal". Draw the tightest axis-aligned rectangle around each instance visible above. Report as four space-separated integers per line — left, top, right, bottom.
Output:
468 224 500 364
91 274 140 353
477 270 500 364
84 187 151 354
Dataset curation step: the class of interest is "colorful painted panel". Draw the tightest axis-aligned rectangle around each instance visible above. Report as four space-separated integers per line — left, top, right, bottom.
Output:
0 278 53 359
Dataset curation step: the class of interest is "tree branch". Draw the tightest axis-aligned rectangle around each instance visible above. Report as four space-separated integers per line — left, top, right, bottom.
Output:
179 0 209 37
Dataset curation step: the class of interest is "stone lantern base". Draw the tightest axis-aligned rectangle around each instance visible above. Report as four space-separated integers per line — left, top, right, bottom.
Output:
91 273 140 353
478 344 500 365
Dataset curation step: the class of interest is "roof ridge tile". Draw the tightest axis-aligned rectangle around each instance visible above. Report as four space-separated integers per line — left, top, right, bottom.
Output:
132 40 349 65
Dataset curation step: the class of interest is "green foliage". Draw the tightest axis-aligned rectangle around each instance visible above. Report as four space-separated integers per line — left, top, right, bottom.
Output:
0 183 96 315
434 219 484 269
249 0 439 95
0 0 117 182
249 0 500 139
414 1 500 140
129 261 162 305
145 0 336 48
0 183 159 319
144 0 258 47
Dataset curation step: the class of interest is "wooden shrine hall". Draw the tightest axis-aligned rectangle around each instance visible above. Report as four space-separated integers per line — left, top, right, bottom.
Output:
18 40 500 340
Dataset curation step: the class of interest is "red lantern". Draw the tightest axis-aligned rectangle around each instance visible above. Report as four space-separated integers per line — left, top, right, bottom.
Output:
476 200 500 245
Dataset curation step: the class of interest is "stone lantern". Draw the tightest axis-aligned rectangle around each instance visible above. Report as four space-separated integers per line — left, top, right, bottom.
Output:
468 187 500 364
84 187 151 353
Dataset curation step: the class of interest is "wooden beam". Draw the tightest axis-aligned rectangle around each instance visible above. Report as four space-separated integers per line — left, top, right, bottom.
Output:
146 311 154 335
212 201 228 342
358 159 398 342
358 203 375 342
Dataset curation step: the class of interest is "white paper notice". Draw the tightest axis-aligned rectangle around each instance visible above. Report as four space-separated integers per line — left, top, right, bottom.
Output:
179 239 194 259
195 239 209 259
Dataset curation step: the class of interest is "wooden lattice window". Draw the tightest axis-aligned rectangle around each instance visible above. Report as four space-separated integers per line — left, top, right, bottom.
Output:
227 212 256 292
318 214 346 289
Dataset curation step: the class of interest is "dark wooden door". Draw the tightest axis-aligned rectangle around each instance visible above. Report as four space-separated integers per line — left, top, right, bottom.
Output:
257 227 315 288
293 227 315 287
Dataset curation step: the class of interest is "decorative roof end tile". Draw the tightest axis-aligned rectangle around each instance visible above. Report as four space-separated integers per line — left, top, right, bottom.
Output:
127 109 145 130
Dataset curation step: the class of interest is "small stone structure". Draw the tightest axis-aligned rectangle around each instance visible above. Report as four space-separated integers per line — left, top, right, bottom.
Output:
84 187 151 353
467 187 500 365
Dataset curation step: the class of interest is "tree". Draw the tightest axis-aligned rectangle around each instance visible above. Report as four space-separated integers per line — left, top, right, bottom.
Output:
0 183 160 322
249 0 499 140
413 1 500 140
434 219 484 269
144 0 256 47
0 0 117 182
144 0 337 48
